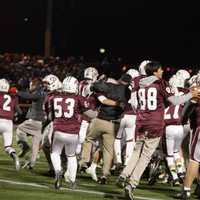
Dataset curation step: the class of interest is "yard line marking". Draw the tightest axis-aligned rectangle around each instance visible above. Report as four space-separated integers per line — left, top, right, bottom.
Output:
0 179 48 189
0 178 163 200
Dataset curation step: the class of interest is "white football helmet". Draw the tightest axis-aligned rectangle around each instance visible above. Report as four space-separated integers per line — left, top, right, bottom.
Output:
138 60 151 75
0 79 10 92
171 76 186 88
43 74 62 91
169 75 177 87
126 69 139 79
84 67 99 82
169 75 185 95
63 76 79 94
176 69 190 80
188 75 197 86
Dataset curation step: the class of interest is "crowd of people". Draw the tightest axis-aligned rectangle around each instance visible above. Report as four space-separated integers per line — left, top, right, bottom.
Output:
0 53 200 200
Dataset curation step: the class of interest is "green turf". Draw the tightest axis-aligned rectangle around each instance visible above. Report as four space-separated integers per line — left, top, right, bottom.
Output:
0 134 195 200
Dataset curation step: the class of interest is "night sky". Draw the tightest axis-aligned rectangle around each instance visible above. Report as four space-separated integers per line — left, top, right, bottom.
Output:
0 0 200 65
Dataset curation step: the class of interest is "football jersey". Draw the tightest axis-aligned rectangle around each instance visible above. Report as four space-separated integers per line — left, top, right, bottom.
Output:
79 80 97 110
51 92 90 134
135 77 174 127
164 104 184 126
164 87 189 126
43 91 56 121
0 92 18 120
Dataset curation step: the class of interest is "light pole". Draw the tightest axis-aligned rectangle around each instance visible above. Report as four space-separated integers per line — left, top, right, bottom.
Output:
44 0 53 57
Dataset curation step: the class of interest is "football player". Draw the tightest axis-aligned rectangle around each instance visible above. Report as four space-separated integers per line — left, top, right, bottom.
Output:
50 76 90 189
42 74 63 176
0 79 20 170
78 67 99 181
175 74 200 199
164 75 189 186
115 61 200 200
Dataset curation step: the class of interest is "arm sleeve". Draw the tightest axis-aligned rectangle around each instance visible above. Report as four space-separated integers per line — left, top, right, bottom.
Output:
167 93 192 105
17 91 41 100
98 95 119 106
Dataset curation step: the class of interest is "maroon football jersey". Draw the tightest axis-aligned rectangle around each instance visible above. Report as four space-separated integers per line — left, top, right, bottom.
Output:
79 80 87 97
0 92 18 120
134 77 174 137
52 92 89 134
164 87 189 126
164 104 184 126
43 92 57 121
79 80 97 110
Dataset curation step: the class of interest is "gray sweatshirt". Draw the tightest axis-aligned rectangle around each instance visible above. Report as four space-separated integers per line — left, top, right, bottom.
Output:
17 88 46 121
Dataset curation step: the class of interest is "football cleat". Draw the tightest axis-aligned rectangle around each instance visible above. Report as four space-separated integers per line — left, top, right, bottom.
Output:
124 184 135 200
11 152 20 171
68 181 77 190
172 179 180 187
86 166 98 182
64 172 76 189
54 171 62 190
148 175 157 185
64 171 71 183
116 175 126 188
22 160 33 170
174 190 191 199
110 164 116 175
98 176 108 184
178 173 185 184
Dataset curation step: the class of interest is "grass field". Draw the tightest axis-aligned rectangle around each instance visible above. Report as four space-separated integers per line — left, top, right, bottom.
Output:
0 135 194 200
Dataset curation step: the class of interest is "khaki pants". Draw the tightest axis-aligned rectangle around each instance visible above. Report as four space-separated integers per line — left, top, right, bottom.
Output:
121 136 161 187
81 118 120 176
16 119 42 166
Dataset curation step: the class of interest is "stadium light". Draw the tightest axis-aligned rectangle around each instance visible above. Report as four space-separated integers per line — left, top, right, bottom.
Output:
99 48 106 54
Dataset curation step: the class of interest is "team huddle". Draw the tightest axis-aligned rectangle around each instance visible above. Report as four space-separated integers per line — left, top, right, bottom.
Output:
1 60 200 200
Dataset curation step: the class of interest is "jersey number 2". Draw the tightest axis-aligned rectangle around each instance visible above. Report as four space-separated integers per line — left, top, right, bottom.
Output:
3 94 11 111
